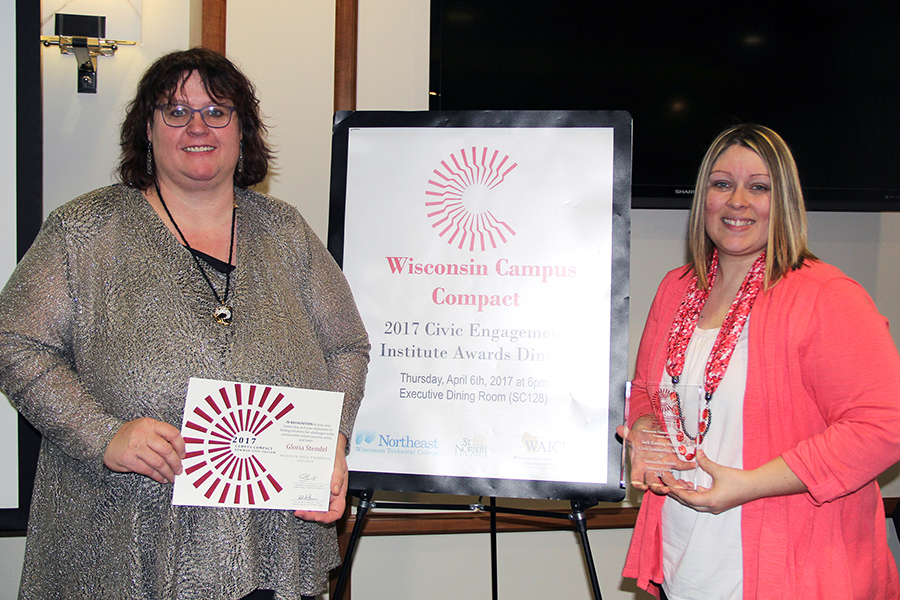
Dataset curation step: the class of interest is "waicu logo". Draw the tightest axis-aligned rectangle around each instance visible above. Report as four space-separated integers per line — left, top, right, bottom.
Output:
520 431 566 454
425 147 518 252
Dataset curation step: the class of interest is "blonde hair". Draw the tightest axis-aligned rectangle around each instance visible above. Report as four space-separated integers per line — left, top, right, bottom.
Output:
687 124 816 289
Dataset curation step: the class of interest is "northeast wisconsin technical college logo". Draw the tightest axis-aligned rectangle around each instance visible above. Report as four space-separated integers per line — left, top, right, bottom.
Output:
425 147 518 251
355 430 378 445
354 430 440 456
354 429 386 454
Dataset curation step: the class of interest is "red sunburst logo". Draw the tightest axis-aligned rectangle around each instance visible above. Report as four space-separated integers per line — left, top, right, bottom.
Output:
181 383 294 505
425 147 518 251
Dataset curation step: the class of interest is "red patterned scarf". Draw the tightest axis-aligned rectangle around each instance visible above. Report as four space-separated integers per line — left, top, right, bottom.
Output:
665 250 766 440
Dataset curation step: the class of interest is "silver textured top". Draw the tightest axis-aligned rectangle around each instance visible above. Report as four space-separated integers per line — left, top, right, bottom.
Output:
0 185 370 599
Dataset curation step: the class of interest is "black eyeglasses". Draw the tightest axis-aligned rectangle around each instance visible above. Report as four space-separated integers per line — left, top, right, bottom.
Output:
156 104 236 128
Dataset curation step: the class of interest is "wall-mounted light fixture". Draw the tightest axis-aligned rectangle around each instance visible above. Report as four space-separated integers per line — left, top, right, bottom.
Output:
41 14 136 94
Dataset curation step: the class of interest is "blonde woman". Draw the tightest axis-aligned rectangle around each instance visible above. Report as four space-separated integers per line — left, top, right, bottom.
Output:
620 124 900 599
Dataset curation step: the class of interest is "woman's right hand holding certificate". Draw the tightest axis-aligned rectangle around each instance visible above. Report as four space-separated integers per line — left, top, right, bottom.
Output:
104 417 186 484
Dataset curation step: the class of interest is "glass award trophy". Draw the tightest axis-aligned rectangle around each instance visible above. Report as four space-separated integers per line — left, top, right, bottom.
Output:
626 382 706 487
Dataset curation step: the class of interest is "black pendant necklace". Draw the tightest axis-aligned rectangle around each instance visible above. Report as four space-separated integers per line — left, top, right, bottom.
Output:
154 182 236 326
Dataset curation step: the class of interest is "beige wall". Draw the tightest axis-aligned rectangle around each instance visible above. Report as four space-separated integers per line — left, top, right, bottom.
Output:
226 1 337 237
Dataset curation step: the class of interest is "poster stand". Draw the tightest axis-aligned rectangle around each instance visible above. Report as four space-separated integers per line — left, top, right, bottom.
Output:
332 490 604 600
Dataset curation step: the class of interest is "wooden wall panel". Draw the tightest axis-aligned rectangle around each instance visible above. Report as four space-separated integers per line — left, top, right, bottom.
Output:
201 0 227 54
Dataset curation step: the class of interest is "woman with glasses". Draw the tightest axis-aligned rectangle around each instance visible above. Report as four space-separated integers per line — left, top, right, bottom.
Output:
0 48 370 599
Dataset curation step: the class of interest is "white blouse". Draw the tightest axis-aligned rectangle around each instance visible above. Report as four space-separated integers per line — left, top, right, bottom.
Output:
660 323 747 600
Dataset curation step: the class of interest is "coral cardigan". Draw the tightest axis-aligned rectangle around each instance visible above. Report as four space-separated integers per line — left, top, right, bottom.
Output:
623 260 900 599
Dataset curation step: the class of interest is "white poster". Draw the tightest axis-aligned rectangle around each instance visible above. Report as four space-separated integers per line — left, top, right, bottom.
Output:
343 125 616 486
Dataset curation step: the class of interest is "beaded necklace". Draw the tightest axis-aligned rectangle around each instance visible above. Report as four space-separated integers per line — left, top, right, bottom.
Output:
665 250 766 443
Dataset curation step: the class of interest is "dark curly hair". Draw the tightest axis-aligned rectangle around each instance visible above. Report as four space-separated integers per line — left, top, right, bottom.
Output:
117 47 272 190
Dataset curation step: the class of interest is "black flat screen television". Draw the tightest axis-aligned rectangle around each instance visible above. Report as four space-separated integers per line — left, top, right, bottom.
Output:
429 1 900 211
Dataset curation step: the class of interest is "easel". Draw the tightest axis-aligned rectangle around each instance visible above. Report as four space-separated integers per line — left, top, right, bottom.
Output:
327 110 632 600
332 489 604 600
